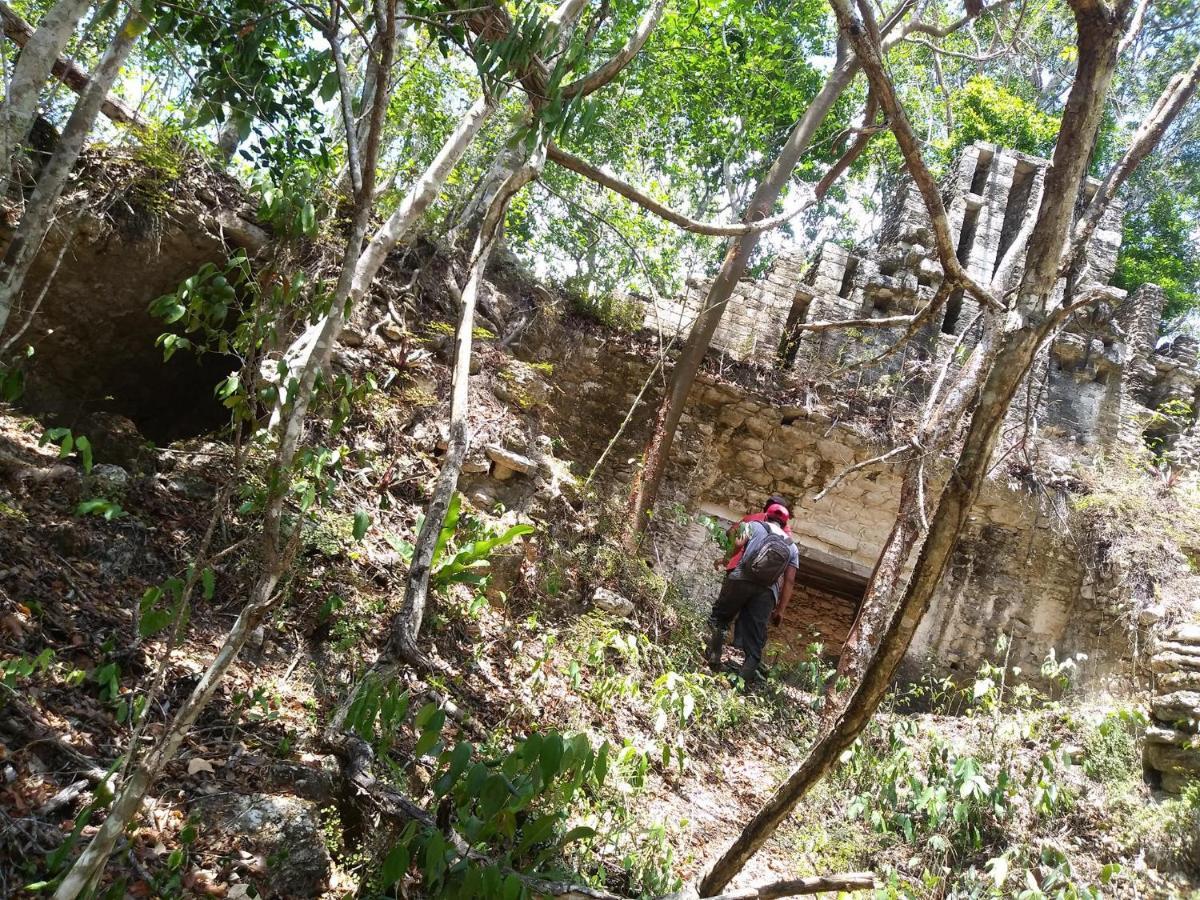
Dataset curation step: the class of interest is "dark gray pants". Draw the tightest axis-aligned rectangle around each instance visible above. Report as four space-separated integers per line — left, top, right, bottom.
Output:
709 577 774 678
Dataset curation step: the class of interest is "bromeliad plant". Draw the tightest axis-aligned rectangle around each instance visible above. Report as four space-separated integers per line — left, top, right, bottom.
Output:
386 492 534 593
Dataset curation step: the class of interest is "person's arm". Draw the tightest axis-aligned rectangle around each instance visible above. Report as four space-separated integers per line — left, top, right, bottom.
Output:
772 564 797 626
715 522 749 570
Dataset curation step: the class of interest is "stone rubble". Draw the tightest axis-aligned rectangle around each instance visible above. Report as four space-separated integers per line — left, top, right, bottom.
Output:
1146 619 1200 792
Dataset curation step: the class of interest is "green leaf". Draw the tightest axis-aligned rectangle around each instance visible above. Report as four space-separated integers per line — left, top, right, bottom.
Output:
300 200 316 236
434 741 473 797
1100 863 1122 884
139 608 174 638
201 567 216 600
75 436 93 473
539 732 564 784
558 825 596 846
501 872 523 900
352 508 371 541
76 498 126 520
478 774 510 821
413 709 445 758
380 844 410 886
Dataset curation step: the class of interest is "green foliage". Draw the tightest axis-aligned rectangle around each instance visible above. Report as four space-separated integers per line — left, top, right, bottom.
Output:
386 493 534 592
566 287 644 331
75 498 126 520
1082 709 1145 787
39 427 93 473
1 648 55 697
149 255 251 362
252 169 322 240
0 344 33 402
1116 188 1200 319
152 0 332 174
344 680 661 897
698 514 734 556
940 76 1061 160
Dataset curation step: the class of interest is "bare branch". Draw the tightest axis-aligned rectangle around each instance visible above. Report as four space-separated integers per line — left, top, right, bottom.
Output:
561 0 666 97
830 280 954 375
1065 50 1200 273
702 872 877 899
547 141 816 236
1117 0 1152 56
814 443 913 501
830 0 998 310
794 311 916 332
327 24 363 198
895 0 1016 40
814 90 881 199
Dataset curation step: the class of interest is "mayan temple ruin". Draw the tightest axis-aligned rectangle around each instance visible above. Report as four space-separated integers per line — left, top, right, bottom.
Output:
528 142 1200 790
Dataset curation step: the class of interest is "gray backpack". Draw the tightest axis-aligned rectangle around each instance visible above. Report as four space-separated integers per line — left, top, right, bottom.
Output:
744 529 792 587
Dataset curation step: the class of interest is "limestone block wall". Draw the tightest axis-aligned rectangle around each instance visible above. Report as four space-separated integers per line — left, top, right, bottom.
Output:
641 253 807 364
535 334 1141 690
633 141 1186 456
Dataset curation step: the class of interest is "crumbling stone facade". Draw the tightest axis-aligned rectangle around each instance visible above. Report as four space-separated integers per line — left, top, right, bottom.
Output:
532 143 1200 714
646 143 1200 452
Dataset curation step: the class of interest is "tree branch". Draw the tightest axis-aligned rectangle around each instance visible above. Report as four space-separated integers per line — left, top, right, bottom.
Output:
830 0 998 311
702 873 876 899
547 141 815 236
814 444 913 501
561 0 666 97
1065 50 1200 274
0 1 145 128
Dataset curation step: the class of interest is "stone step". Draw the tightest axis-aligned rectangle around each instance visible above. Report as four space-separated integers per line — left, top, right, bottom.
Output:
1156 669 1200 694
1152 641 1200 662
1149 651 1200 674
1163 623 1200 644
1150 690 1200 725
1144 741 1200 776
1145 724 1198 746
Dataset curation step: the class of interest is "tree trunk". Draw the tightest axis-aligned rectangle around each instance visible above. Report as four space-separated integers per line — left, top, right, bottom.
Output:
624 56 858 545
0 0 91 198
51 6 401 892
697 1 1129 891
0 7 139 338
390 136 546 662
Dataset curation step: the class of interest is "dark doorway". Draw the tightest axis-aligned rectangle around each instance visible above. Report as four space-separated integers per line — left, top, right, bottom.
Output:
770 556 868 661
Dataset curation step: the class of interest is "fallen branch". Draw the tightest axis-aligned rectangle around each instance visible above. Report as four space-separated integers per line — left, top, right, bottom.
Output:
702 873 876 899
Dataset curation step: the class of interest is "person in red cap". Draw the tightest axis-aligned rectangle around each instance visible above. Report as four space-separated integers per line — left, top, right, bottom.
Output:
706 501 798 682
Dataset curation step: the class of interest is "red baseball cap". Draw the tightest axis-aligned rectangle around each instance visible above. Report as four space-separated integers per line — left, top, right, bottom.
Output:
765 503 790 525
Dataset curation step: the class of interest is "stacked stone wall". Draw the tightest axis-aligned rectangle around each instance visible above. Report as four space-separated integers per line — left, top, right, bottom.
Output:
535 333 1141 691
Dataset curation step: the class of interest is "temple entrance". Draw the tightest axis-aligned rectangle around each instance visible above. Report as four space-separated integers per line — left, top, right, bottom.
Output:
766 555 867 665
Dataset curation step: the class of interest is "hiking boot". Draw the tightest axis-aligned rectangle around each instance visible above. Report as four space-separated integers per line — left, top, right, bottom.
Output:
704 628 725 671
738 659 763 686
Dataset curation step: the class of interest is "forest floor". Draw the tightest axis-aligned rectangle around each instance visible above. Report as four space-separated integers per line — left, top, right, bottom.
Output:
2 279 1199 898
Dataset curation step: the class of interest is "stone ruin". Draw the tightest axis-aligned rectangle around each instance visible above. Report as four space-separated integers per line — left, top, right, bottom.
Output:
6 140 1196 791
646 142 1199 452
532 142 1200 790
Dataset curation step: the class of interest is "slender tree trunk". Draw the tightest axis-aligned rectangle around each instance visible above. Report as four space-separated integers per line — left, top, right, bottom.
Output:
0 7 138 338
271 93 496 434
52 7 401 893
697 1 1130 890
390 135 546 662
624 57 858 544
0 0 91 198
